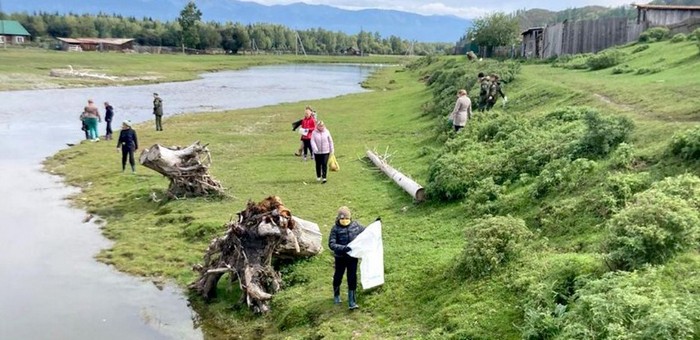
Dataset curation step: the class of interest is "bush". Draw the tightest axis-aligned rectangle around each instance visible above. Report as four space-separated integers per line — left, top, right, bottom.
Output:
639 27 670 42
670 33 686 43
604 188 700 270
611 64 633 74
651 174 700 209
668 126 700 160
608 142 636 169
531 158 598 199
572 110 634 158
604 172 652 207
690 28 700 41
635 66 663 75
587 50 625 70
559 270 700 339
632 44 650 53
456 215 532 279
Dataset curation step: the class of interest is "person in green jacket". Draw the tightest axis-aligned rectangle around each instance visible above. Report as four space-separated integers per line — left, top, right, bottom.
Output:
153 93 163 131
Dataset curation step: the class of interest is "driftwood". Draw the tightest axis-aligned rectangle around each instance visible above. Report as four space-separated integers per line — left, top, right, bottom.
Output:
139 141 224 198
366 149 426 202
49 65 118 81
189 196 322 313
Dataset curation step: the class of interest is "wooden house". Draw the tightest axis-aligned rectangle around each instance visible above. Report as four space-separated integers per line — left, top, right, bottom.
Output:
521 27 545 59
635 4 700 27
56 38 135 52
0 20 31 45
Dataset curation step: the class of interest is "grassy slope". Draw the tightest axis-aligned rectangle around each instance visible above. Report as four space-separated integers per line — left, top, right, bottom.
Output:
44 40 700 339
0 47 408 91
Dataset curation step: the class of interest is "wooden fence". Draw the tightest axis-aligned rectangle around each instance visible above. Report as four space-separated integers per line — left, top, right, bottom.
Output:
541 18 644 58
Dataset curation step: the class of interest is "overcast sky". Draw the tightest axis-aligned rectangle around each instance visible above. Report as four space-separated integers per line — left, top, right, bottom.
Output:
248 0 637 19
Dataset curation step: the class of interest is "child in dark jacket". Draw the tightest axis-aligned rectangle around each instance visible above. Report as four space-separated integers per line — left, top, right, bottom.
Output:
328 206 365 309
116 120 138 173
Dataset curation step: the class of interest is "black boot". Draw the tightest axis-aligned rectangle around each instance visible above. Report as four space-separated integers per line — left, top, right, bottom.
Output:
348 290 359 310
333 286 341 304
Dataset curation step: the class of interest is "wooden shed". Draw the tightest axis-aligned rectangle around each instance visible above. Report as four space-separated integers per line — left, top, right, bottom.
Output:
0 20 31 45
635 4 700 27
56 38 135 52
521 27 544 59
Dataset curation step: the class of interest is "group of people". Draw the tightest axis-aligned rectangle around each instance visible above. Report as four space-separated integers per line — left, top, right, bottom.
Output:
448 72 507 132
292 106 334 184
78 93 163 173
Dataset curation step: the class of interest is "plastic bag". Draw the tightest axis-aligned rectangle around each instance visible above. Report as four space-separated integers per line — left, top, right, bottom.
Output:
347 221 384 290
328 153 339 171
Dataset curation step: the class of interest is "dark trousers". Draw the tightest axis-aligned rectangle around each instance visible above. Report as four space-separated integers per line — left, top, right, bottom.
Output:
302 139 312 157
155 115 163 131
82 122 89 140
106 120 113 138
454 125 463 132
333 256 358 291
121 147 135 171
314 153 329 179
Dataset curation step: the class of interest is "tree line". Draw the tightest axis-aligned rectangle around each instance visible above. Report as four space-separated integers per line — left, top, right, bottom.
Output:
0 9 454 55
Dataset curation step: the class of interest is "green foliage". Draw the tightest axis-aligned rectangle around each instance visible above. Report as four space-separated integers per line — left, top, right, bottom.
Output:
608 142 636 169
604 171 652 208
467 12 520 49
639 27 671 43
669 126 700 160
587 49 625 70
611 64 634 74
671 33 687 43
604 185 700 270
531 158 598 199
551 54 591 69
572 109 634 158
455 216 532 279
650 174 700 209
635 66 663 74
178 1 203 50
632 44 650 53
558 270 700 339
464 177 505 215
691 28 700 41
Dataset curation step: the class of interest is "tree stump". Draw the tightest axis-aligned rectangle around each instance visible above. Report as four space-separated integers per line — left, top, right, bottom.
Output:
189 196 323 314
139 141 224 198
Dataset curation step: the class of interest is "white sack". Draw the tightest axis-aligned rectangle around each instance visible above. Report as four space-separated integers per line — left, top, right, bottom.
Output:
347 221 384 290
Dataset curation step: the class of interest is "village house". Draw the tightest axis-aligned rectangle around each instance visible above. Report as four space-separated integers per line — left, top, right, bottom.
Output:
0 20 31 45
635 4 700 34
521 27 545 59
56 37 135 52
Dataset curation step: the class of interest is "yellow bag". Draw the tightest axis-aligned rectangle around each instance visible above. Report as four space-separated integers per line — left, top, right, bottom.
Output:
328 153 339 172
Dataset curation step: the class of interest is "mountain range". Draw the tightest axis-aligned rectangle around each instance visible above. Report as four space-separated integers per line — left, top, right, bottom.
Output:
3 0 473 42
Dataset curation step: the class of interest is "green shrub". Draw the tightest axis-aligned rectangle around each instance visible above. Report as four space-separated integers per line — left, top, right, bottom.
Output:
636 66 663 74
456 215 532 279
669 126 700 160
464 177 505 215
632 44 650 53
559 270 700 340
611 64 633 74
587 50 625 70
608 142 636 169
639 27 671 42
690 28 700 41
572 110 634 158
531 158 597 199
651 174 700 209
604 188 700 270
604 172 652 207
670 33 686 43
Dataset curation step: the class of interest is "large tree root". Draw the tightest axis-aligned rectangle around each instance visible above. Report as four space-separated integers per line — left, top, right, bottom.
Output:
189 196 322 313
139 141 224 198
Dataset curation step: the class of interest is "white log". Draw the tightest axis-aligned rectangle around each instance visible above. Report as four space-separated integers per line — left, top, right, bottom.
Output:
366 150 426 202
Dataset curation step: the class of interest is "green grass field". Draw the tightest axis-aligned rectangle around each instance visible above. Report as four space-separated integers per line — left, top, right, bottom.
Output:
43 40 700 339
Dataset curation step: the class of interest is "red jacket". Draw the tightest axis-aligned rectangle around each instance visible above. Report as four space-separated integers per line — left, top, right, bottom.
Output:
300 116 315 140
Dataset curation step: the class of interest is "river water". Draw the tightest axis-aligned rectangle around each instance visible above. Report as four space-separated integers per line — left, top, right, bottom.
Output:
0 64 378 339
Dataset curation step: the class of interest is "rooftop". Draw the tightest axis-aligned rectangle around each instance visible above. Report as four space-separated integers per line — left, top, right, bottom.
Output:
0 20 31 36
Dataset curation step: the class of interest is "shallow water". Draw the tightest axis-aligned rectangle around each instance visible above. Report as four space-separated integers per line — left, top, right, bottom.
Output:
0 64 378 339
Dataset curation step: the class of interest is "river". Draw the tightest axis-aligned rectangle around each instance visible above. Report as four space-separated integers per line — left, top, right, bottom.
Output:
0 64 378 339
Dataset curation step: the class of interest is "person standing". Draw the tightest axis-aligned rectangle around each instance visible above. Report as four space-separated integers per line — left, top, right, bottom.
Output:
449 89 472 132
294 106 317 156
328 206 365 310
477 72 491 112
82 99 101 142
153 93 163 131
310 121 334 184
299 108 316 161
485 74 506 111
116 120 138 173
104 102 114 140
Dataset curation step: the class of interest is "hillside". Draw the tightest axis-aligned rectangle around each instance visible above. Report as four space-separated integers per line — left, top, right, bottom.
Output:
3 0 471 42
45 38 700 338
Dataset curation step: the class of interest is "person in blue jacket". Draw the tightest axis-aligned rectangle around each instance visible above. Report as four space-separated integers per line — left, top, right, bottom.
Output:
328 206 365 310
115 120 138 173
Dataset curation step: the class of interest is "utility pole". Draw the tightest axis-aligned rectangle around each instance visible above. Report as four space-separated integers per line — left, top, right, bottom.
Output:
0 0 5 49
294 31 306 56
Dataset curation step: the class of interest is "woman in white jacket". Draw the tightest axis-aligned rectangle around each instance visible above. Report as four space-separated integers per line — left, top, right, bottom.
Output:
450 89 472 132
310 121 334 184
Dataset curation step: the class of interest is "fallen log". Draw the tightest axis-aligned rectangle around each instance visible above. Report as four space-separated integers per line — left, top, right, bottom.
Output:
139 141 224 198
189 196 322 314
366 149 426 202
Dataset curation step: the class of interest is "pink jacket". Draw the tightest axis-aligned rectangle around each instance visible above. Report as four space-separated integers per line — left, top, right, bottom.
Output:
310 129 334 154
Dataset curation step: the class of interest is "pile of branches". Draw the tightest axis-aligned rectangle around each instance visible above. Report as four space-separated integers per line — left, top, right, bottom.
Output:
190 196 317 314
139 141 224 198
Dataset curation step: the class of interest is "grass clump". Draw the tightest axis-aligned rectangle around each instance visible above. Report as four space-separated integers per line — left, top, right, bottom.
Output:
671 33 687 43
632 44 650 53
669 126 700 161
587 49 625 70
639 27 670 42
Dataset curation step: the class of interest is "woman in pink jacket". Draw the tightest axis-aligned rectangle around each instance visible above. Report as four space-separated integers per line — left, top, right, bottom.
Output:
310 121 334 184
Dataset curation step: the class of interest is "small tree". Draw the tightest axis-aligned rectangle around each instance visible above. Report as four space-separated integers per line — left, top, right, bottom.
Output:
467 12 520 57
178 1 202 53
